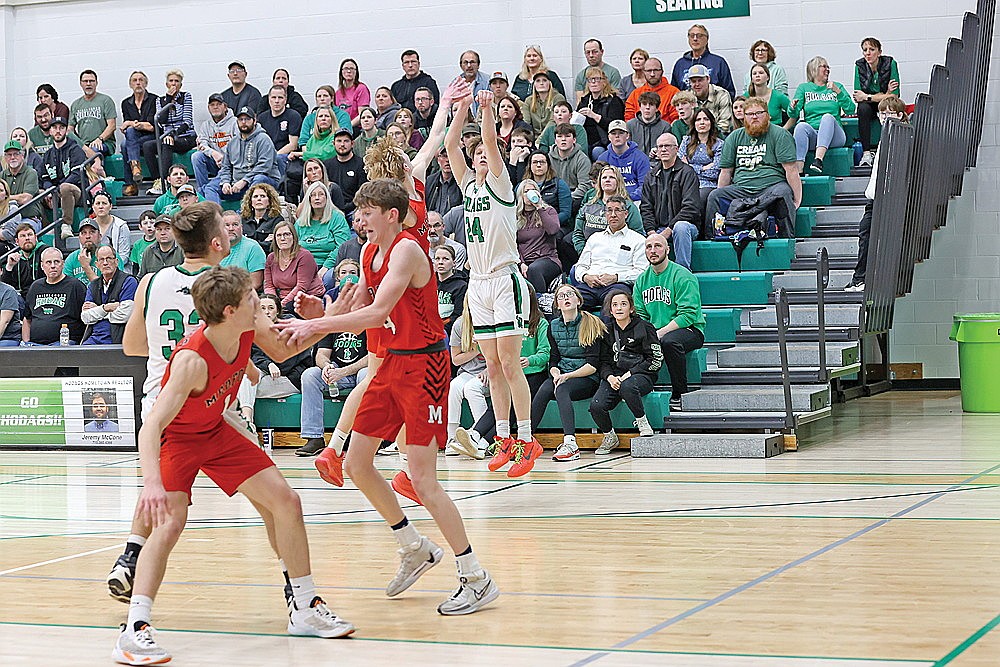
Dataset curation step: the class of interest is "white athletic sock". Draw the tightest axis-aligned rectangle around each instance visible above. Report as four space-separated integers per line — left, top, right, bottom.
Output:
289 574 316 611
456 550 482 577
330 429 349 455
496 420 510 439
516 420 532 442
564 434 577 446
127 594 153 629
392 521 421 548
447 422 459 440
398 452 410 477
127 534 147 548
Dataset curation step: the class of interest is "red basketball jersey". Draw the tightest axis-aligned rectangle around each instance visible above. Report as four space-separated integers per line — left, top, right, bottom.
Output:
363 233 443 352
161 326 254 436
367 179 429 356
403 178 428 252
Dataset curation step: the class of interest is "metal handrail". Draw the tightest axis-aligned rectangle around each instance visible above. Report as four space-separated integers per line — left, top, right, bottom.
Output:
773 287 795 430
815 248 829 382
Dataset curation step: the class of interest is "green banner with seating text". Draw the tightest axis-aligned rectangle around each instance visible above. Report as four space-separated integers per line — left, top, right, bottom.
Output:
631 0 751 23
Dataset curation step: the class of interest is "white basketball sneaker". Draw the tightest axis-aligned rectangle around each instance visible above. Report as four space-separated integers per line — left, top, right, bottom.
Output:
288 596 356 638
386 536 444 597
112 621 171 666
437 570 500 615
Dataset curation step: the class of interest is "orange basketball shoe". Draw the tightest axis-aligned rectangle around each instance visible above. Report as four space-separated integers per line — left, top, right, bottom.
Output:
487 437 515 472
507 438 543 478
391 471 423 505
314 448 345 487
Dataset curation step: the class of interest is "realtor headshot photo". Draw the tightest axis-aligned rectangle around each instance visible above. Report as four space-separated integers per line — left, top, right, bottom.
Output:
83 390 119 433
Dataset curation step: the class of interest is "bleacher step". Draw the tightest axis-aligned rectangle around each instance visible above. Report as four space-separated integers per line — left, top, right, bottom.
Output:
795 238 859 258
680 384 830 412
662 407 832 430
735 326 859 343
814 206 865 224
748 304 861 328
835 176 870 195
631 433 784 458
790 256 859 270
716 342 858 368
811 226 860 238
772 269 854 291
771 290 865 305
831 193 870 206
700 364 861 384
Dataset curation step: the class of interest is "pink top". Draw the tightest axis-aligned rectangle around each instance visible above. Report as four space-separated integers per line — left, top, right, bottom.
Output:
264 249 325 306
335 84 371 120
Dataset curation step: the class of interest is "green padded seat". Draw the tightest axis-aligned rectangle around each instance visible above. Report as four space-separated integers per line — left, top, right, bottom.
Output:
254 394 345 430
535 391 673 430
703 308 741 343
795 207 816 238
805 147 853 177
104 153 125 181
691 239 796 272
696 271 774 305
800 176 835 207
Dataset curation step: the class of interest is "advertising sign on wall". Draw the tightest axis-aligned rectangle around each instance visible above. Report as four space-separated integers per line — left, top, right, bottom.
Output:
0 376 135 448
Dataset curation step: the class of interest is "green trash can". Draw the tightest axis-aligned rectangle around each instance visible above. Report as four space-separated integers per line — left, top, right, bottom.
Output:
949 313 1000 412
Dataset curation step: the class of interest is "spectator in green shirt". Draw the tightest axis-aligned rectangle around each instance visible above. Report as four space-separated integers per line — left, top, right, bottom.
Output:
790 56 856 175
68 70 117 158
632 233 704 409
129 211 157 273
219 210 266 290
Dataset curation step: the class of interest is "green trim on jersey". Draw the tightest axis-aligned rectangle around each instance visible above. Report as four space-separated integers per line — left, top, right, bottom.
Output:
484 179 515 208
142 271 157 319
175 265 213 277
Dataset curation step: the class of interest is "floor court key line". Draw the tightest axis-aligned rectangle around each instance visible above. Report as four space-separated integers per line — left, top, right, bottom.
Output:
568 461 1000 667
0 543 123 576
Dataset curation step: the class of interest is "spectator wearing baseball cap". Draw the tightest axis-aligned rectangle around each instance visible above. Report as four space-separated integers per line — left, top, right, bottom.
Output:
595 120 651 202
220 61 262 115
489 71 510 99
63 218 106 284
203 106 280 205
670 24 737 99
322 128 367 216
687 64 734 134
2 140 43 227
40 115 88 241
193 94 238 196
138 216 184 278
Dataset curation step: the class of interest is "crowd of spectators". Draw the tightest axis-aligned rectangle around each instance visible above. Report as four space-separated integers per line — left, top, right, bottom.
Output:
0 29 902 444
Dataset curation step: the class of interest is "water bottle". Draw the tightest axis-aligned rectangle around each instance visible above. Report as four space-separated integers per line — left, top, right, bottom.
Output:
852 141 863 166
260 428 274 457
59 324 70 346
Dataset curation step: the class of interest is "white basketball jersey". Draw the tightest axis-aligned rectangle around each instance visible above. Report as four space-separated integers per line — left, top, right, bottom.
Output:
462 170 519 276
142 265 209 400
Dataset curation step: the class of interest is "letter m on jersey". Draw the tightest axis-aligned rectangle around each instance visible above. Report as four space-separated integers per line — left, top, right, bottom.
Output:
428 404 443 424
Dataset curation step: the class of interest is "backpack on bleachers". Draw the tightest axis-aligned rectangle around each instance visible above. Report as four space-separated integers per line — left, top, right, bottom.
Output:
710 193 788 271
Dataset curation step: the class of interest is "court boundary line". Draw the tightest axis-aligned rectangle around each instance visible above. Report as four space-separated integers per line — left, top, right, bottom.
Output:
0 620 936 664
568 462 1000 666
931 612 1000 666
0 544 123 576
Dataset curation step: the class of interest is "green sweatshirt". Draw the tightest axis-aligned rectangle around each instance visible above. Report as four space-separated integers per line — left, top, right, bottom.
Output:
296 214 351 270
633 261 705 333
792 81 856 130
522 318 551 375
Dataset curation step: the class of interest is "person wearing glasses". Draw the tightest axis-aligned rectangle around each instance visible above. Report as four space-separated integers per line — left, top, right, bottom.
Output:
705 97 801 236
671 24 736 99
391 49 440 112
457 50 491 115
624 57 679 123
219 61 262 115
640 133 701 271
81 244 138 345
573 39 622 105
743 40 789 96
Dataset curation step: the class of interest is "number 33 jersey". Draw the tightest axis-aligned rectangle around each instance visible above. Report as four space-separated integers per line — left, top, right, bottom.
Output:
461 170 519 277
142 265 210 403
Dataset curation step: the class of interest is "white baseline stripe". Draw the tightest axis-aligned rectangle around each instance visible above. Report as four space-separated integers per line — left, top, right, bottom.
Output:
0 543 122 576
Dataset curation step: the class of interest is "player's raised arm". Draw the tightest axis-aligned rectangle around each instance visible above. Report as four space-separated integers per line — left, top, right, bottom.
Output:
122 272 153 357
413 78 471 180
136 350 206 527
275 238 424 346
477 90 505 178
445 92 474 185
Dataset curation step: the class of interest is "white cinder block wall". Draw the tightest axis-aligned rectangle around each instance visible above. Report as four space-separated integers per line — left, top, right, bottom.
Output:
0 0 993 378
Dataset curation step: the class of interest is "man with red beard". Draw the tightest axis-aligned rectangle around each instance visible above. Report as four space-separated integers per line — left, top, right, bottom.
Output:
705 97 800 231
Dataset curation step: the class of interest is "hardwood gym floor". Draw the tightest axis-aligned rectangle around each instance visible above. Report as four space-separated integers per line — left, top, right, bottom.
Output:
0 390 997 666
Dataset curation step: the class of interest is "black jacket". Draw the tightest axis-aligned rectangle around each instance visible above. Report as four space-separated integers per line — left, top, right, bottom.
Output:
1 243 48 301
598 317 663 381
242 215 283 254
425 171 463 216
437 271 468 335
42 138 88 189
391 72 440 112
640 160 702 234
579 93 625 150
251 340 313 390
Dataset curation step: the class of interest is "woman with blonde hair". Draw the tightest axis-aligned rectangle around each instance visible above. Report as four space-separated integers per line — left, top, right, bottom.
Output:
0 179 22 244
384 123 418 159
264 220 325 312
144 69 196 196
240 182 283 252
512 45 566 101
515 179 561 293
295 180 351 286
578 66 625 156
298 85 351 145
791 56 856 174
572 165 643 251
522 72 566 136
3 127 43 175
530 283 606 461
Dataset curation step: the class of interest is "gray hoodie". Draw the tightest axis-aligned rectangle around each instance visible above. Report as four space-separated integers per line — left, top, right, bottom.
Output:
196 110 238 156
627 115 671 158
549 145 592 203
219 125 280 183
